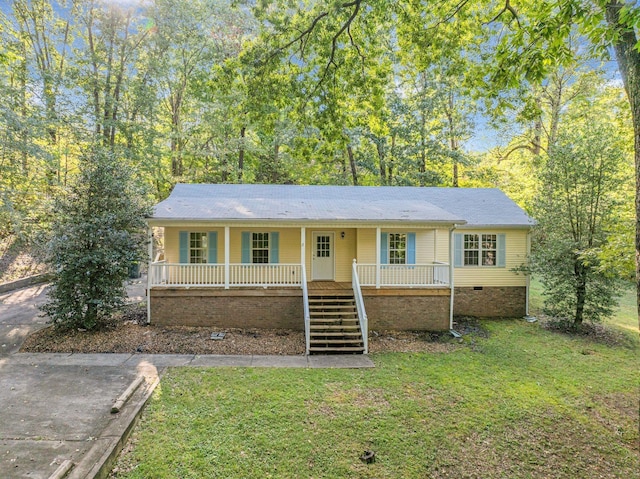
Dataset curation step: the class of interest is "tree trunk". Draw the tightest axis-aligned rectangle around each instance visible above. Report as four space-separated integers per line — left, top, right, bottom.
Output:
19 52 28 176
388 133 395 184
273 142 280 183
238 126 246 182
347 145 358 185
446 90 459 187
451 136 459 187
420 111 427 186
605 1 640 328
533 90 542 155
376 140 387 185
574 259 586 327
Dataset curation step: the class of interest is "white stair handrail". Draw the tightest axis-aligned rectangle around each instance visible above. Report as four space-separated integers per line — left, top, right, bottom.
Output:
301 264 311 355
352 259 368 354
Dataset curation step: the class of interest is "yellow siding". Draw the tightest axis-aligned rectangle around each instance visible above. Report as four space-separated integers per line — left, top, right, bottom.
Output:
453 229 529 287
434 228 450 262
160 225 529 288
357 229 377 264
334 229 356 281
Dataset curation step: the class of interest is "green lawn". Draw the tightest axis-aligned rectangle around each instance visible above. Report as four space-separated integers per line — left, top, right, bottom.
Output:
112 319 639 478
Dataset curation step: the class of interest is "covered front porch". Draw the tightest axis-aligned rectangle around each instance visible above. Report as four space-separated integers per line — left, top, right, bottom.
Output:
147 225 453 289
147 224 455 353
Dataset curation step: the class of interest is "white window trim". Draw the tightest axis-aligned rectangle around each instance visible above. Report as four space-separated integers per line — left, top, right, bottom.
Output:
463 233 499 267
251 232 269 264
189 232 208 264
388 233 407 265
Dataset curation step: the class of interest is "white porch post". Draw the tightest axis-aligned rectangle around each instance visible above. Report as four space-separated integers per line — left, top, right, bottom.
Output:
224 226 230 289
300 227 306 285
146 226 152 324
375 227 381 289
449 226 456 330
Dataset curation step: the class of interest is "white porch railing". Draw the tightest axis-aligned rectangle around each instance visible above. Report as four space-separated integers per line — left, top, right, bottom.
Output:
149 263 302 287
352 259 368 354
356 262 450 287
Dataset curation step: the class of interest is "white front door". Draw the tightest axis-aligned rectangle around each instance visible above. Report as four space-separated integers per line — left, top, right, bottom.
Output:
312 232 335 281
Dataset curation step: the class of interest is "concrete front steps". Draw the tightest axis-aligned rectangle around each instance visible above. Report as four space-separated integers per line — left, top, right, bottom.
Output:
307 291 365 354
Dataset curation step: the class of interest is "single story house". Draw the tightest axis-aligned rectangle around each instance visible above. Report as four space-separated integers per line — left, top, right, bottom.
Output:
146 184 534 354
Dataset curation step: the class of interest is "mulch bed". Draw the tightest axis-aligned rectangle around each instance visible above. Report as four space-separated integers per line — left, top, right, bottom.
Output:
540 316 637 348
20 304 463 355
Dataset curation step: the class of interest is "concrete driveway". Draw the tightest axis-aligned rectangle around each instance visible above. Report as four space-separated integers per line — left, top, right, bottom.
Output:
0 279 157 479
0 277 373 478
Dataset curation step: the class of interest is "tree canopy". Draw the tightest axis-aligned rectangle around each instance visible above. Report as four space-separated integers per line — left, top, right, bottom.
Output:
0 0 637 325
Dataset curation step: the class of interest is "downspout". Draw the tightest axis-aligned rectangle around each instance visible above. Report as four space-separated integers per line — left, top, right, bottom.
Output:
146 226 152 324
526 229 531 316
375 227 381 289
448 225 457 330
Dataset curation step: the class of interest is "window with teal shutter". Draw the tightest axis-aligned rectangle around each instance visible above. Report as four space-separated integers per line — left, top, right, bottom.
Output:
179 231 188 263
380 232 388 264
270 232 279 263
208 232 218 264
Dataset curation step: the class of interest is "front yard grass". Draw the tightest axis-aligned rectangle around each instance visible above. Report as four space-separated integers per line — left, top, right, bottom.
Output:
112 318 639 478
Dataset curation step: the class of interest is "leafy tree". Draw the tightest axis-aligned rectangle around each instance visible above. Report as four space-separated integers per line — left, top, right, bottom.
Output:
41 147 150 331
532 122 626 326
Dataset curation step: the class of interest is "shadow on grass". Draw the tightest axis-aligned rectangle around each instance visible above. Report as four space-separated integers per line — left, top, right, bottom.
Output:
542 316 639 349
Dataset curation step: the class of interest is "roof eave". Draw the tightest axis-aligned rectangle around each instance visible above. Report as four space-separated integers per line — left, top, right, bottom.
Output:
455 223 535 229
146 217 468 227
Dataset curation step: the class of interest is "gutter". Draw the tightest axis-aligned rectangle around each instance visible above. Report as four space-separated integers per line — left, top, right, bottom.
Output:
145 218 468 228
526 229 532 316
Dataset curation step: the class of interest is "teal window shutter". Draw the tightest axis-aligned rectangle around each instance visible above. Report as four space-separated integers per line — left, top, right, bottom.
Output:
497 234 506 267
454 233 463 267
179 231 188 263
407 233 416 264
208 232 218 264
380 232 388 264
270 232 279 264
241 232 250 264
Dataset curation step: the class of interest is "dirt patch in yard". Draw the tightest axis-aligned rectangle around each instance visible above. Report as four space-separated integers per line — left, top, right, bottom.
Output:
20 304 463 355
0 236 47 284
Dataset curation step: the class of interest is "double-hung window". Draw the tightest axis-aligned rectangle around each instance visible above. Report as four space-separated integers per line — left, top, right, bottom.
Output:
456 233 504 267
241 231 279 264
251 232 270 264
380 232 416 265
389 233 407 264
189 232 208 264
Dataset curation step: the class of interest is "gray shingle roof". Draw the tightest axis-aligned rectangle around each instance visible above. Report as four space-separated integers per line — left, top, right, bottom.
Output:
151 184 534 227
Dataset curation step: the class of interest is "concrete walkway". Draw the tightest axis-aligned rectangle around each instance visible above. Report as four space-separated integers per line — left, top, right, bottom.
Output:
0 279 374 479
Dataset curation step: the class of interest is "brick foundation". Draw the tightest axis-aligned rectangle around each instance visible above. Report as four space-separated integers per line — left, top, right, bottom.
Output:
150 287 452 331
453 286 527 318
362 288 450 331
150 288 304 329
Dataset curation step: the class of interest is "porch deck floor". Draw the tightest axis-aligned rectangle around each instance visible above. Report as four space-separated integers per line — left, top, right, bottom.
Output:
307 282 352 291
